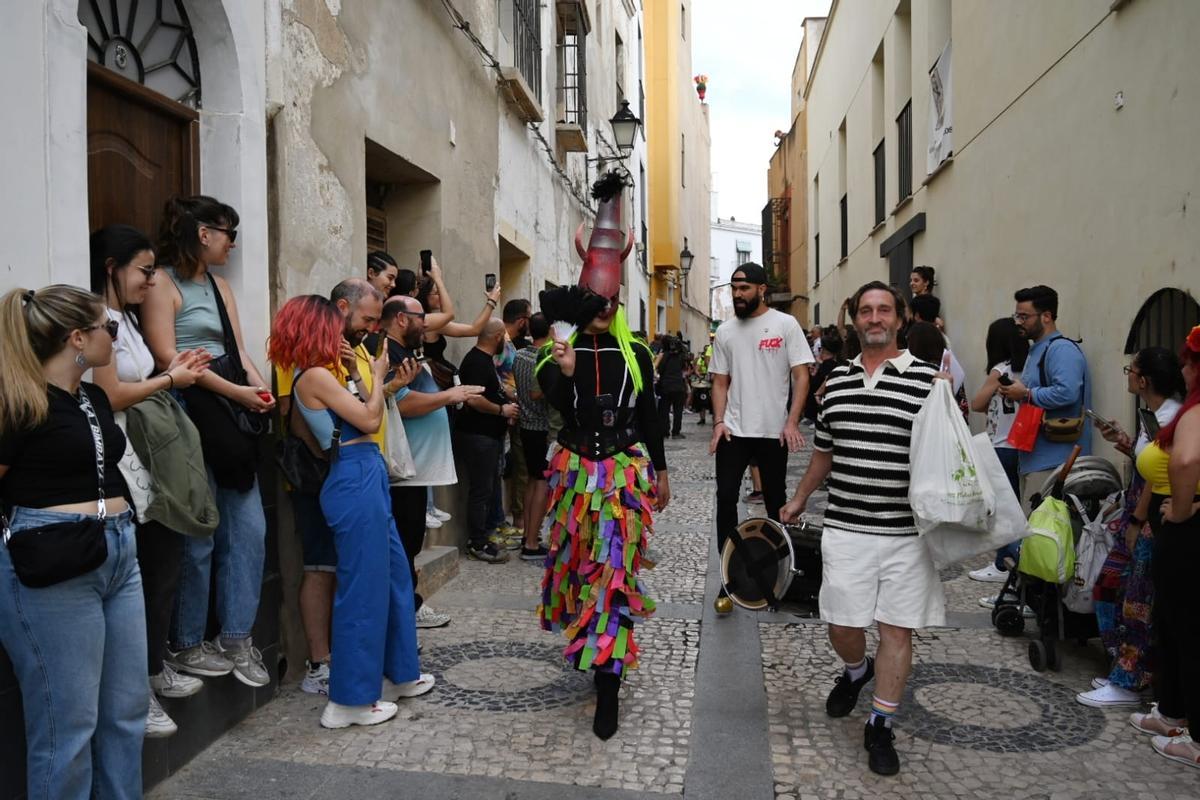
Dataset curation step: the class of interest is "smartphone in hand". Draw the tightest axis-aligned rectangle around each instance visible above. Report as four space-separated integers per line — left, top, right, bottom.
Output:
420 250 433 273
485 273 497 292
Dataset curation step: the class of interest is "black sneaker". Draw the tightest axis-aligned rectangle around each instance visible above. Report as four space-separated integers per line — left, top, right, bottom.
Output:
864 716 900 776
467 543 509 564
825 657 875 718
672 433 686 439
520 544 549 562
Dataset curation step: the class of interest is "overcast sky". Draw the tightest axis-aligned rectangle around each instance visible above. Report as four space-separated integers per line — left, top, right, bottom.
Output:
692 0 833 224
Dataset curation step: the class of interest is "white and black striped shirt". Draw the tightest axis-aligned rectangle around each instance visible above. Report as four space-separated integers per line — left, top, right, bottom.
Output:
813 351 938 536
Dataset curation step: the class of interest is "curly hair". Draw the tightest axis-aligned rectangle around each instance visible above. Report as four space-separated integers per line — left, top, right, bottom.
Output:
268 295 343 372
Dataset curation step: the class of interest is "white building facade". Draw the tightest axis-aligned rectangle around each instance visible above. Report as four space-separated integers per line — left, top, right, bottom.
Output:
709 217 762 322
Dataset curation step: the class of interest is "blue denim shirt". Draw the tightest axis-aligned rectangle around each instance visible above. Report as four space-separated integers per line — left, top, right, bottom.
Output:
1018 332 1092 475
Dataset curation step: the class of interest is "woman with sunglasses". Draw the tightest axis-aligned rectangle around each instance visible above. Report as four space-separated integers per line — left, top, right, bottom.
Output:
89 224 212 738
1077 346 1184 710
0 285 146 800
142 195 276 689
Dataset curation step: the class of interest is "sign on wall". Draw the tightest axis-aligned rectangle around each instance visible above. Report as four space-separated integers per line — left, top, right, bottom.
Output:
927 39 953 174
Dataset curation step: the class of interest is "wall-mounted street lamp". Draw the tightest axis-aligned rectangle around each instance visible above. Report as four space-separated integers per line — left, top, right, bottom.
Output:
679 238 695 279
610 100 641 155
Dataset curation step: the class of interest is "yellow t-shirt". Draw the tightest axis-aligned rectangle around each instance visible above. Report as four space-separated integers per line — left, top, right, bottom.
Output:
1136 440 1200 496
274 342 385 448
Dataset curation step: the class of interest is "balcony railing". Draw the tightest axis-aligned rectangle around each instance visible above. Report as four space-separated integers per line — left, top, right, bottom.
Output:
513 0 542 103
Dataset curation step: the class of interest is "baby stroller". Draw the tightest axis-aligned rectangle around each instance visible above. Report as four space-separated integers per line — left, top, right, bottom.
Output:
990 454 1124 672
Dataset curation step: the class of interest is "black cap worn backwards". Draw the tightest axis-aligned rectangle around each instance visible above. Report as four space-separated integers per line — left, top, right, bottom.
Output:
730 262 768 285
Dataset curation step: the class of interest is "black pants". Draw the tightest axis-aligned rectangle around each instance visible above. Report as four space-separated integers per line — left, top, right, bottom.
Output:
135 519 185 675
390 484 428 610
1150 495 1200 740
455 432 504 549
658 389 686 437
714 435 789 556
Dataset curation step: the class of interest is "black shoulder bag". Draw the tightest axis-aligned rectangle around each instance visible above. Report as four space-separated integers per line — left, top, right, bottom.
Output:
207 274 271 437
1 387 110 588
274 369 342 495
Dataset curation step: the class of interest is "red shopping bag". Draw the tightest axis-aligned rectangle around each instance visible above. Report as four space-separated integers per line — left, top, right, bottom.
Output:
1006 402 1044 452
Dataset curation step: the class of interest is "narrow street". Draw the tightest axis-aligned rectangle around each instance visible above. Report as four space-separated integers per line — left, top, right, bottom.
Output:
152 421 1197 800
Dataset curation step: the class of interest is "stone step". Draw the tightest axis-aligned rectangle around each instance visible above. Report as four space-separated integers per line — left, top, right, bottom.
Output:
415 544 459 599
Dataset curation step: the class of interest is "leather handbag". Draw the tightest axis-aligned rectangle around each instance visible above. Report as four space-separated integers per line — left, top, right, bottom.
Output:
1037 338 1085 444
2 387 109 588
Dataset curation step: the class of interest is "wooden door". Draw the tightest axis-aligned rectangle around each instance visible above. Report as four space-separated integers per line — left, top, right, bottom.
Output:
87 62 199 240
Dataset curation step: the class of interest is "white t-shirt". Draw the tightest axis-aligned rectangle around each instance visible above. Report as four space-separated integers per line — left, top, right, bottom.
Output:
710 308 815 438
107 308 156 383
986 361 1018 448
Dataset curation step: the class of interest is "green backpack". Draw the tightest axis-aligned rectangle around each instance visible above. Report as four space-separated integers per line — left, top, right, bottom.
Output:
1018 496 1076 584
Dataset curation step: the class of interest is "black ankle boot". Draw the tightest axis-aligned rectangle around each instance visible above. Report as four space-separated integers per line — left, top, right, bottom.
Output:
593 671 620 740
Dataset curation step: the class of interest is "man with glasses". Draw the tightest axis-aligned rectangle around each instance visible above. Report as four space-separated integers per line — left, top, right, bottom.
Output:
493 299 532 547
999 285 1092 510
382 296 485 621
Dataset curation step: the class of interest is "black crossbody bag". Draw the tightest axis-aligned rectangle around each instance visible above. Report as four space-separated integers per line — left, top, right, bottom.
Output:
207 274 271 438
1 387 110 588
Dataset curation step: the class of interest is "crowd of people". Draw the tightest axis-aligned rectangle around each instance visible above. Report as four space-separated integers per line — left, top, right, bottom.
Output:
712 265 1200 776
2 187 1197 798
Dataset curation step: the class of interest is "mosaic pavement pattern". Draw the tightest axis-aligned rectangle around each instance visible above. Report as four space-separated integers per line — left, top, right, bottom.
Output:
150 419 1200 799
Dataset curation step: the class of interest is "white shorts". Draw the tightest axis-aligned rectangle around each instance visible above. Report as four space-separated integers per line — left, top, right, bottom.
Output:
819 527 946 630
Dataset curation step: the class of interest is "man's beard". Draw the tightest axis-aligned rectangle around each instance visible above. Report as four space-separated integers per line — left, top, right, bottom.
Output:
733 294 761 319
344 328 364 347
403 327 423 349
859 325 894 347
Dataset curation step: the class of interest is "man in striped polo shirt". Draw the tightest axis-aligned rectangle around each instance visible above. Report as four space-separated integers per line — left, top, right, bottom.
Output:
781 281 944 777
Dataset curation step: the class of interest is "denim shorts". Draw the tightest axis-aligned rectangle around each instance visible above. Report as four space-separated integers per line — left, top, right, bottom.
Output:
290 491 337 572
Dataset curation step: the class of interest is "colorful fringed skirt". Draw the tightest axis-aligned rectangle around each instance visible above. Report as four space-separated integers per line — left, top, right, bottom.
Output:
538 442 657 675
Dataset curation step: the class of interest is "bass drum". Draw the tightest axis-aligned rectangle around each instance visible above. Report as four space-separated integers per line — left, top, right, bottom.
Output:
720 517 823 611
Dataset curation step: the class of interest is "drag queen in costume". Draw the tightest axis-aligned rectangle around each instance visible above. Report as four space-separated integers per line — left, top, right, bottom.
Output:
536 172 671 740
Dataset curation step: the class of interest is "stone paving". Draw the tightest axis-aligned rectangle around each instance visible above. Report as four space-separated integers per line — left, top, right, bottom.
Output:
150 416 1200 799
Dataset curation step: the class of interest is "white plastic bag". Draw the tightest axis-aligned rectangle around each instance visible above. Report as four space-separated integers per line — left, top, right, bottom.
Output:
909 380 994 534
1062 492 1121 613
921 433 1031 568
385 395 416 483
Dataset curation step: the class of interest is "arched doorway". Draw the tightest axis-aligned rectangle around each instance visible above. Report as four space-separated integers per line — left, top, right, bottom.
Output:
79 0 202 238
1124 288 1200 355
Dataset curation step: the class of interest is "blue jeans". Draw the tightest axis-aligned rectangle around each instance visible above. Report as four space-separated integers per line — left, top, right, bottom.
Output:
172 473 266 648
320 443 420 705
993 446 1022 569
487 451 506 530
0 508 146 800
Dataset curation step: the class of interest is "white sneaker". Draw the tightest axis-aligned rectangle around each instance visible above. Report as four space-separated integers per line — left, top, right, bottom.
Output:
381 673 436 701
1151 734 1200 769
978 596 1035 618
968 563 1010 583
146 694 178 738
301 660 330 695
425 513 443 529
414 604 451 629
150 662 204 698
1076 683 1143 708
319 700 398 729
430 506 452 522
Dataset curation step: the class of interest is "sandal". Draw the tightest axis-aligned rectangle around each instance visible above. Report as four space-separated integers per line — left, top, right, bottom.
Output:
1151 734 1200 769
1130 704 1188 737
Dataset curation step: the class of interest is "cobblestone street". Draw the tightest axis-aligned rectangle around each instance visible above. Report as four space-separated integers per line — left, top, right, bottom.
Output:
151 422 1200 799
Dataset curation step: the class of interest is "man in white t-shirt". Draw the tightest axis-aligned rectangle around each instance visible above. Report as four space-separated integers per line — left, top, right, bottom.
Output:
709 263 814 611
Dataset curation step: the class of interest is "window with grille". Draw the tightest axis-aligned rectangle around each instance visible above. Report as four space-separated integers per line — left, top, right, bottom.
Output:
897 101 913 201
512 0 542 102
873 140 886 225
556 2 588 130
839 194 848 260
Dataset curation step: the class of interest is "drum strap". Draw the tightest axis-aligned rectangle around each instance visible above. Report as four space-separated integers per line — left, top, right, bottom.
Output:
727 525 792 611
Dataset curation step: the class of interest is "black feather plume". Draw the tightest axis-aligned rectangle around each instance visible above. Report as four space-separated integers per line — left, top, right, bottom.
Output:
539 286 608 330
590 170 630 202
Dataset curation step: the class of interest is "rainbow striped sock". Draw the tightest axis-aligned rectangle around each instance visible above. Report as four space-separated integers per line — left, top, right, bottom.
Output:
868 696 899 728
